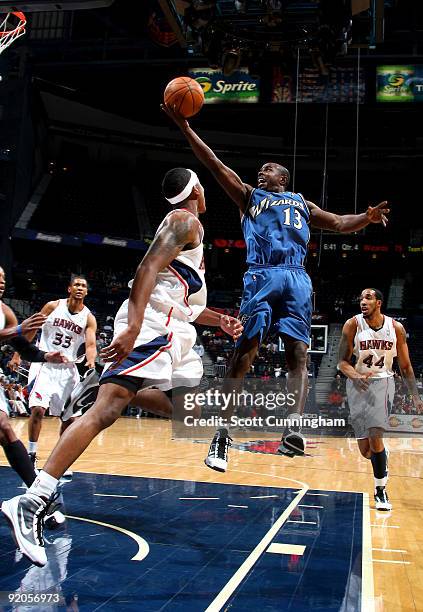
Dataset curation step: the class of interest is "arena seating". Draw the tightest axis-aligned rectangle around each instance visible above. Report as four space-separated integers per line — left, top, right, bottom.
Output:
29 167 139 239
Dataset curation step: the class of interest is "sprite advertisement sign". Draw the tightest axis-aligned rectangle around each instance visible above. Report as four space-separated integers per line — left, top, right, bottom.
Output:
189 68 260 104
376 65 423 102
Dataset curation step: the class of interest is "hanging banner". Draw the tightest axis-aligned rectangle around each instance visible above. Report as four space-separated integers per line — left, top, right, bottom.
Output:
376 65 423 102
12 229 149 252
189 68 260 104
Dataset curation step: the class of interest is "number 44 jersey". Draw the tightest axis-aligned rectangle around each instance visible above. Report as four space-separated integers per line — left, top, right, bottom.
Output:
353 313 397 379
38 298 90 362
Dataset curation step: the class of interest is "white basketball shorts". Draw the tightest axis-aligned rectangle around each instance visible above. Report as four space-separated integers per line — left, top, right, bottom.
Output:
28 362 80 416
346 376 395 439
100 305 203 392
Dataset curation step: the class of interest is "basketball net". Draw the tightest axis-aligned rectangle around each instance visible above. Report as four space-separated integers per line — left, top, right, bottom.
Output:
0 12 26 55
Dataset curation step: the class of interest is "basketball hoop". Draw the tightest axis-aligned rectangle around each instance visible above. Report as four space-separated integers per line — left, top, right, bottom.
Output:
0 11 26 55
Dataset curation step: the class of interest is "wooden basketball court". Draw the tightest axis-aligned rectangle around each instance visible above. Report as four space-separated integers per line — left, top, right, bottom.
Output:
0 417 421 611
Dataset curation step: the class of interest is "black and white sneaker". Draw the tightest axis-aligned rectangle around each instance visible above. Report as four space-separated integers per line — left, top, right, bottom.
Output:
374 486 392 511
44 491 66 530
1 492 49 566
277 432 306 457
204 428 232 472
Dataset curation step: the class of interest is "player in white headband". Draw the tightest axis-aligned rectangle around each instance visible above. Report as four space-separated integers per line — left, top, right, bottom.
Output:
164 168 200 206
2 166 233 567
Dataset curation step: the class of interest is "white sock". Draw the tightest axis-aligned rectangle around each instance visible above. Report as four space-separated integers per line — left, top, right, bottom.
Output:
28 470 58 500
28 441 37 454
374 476 387 488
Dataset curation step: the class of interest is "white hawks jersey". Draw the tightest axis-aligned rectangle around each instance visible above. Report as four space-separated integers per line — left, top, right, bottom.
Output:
125 209 207 324
38 299 90 361
353 313 396 379
0 301 5 331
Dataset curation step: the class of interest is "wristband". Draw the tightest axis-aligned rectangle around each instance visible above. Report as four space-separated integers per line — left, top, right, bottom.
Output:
16 324 22 337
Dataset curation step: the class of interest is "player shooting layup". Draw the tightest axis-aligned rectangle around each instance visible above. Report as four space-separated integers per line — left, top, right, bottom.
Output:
162 103 390 471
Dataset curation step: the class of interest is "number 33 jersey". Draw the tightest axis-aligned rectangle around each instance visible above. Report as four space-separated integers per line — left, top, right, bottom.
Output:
353 313 397 379
38 298 90 361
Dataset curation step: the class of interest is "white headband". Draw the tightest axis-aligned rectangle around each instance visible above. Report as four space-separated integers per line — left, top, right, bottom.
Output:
165 170 199 205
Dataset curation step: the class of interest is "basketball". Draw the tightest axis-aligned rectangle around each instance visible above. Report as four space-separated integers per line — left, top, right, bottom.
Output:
164 76 205 118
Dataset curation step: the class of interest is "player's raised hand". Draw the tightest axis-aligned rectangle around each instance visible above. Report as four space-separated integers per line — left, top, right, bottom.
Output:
160 103 189 131
100 328 138 365
220 315 244 342
366 201 390 227
20 313 47 335
45 351 69 364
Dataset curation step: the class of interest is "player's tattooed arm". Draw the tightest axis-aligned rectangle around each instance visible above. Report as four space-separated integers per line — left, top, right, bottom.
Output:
308 200 390 233
101 212 199 364
394 321 423 411
131 212 198 325
161 103 252 212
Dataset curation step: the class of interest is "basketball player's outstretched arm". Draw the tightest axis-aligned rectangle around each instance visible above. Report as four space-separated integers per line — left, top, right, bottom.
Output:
24 300 59 343
338 318 372 390
161 104 252 212
1 306 46 371
101 212 200 364
308 200 390 232
0 304 46 342
0 303 65 363
394 321 423 413
84 314 97 368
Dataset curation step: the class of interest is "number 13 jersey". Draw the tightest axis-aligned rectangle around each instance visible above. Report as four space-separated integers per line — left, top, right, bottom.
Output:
242 189 310 267
38 299 90 362
353 313 397 379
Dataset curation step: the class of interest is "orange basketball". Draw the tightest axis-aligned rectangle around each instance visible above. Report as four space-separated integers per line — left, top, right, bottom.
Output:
164 76 205 118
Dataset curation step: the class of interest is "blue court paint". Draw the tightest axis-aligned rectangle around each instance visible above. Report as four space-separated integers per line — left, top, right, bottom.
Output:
0 468 364 611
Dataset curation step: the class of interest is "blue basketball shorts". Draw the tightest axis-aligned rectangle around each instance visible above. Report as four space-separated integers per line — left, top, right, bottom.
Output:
237 265 312 346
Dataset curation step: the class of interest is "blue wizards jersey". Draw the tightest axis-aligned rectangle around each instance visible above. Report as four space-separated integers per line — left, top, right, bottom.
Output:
242 189 310 267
